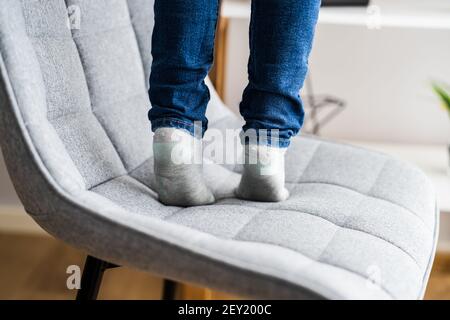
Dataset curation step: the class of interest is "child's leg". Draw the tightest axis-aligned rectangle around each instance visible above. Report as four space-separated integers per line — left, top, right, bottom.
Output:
149 0 220 206
237 0 321 202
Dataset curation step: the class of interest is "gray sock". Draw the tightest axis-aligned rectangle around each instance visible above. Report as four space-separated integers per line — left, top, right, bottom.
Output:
153 128 215 206
236 144 289 202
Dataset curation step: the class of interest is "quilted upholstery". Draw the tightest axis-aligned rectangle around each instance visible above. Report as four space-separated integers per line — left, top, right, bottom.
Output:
0 0 438 299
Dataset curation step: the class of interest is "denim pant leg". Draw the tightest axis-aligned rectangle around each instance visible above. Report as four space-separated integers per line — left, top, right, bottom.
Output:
240 0 321 148
148 0 220 137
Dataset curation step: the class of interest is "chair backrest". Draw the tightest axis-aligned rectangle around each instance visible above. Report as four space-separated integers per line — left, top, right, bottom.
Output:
0 0 232 215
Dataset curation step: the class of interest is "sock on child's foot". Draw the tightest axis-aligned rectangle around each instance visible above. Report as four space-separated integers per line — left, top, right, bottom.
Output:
153 128 215 206
236 144 289 202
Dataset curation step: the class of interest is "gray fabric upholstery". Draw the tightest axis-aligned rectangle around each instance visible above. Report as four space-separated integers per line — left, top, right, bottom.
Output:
0 0 438 299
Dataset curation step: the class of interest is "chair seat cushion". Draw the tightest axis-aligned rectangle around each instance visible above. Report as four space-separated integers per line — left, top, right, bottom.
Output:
78 134 437 300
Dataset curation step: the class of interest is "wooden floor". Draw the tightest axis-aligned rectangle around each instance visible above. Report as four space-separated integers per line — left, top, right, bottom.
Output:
0 232 449 300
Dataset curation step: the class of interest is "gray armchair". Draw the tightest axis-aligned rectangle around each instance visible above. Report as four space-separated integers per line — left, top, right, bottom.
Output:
0 0 438 300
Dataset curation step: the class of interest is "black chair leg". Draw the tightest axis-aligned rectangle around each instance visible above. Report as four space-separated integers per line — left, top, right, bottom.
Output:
76 255 179 300
76 255 117 300
162 279 178 300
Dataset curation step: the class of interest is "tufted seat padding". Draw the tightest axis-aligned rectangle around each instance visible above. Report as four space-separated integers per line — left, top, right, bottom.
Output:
0 0 438 299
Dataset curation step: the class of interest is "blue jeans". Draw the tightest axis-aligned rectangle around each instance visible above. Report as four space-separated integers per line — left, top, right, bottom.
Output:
149 0 320 148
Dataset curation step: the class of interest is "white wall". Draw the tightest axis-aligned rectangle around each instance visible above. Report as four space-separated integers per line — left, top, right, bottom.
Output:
223 1 450 144
307 23 450 144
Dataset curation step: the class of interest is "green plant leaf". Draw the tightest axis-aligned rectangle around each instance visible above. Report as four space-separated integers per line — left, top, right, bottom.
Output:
432 83 450 113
